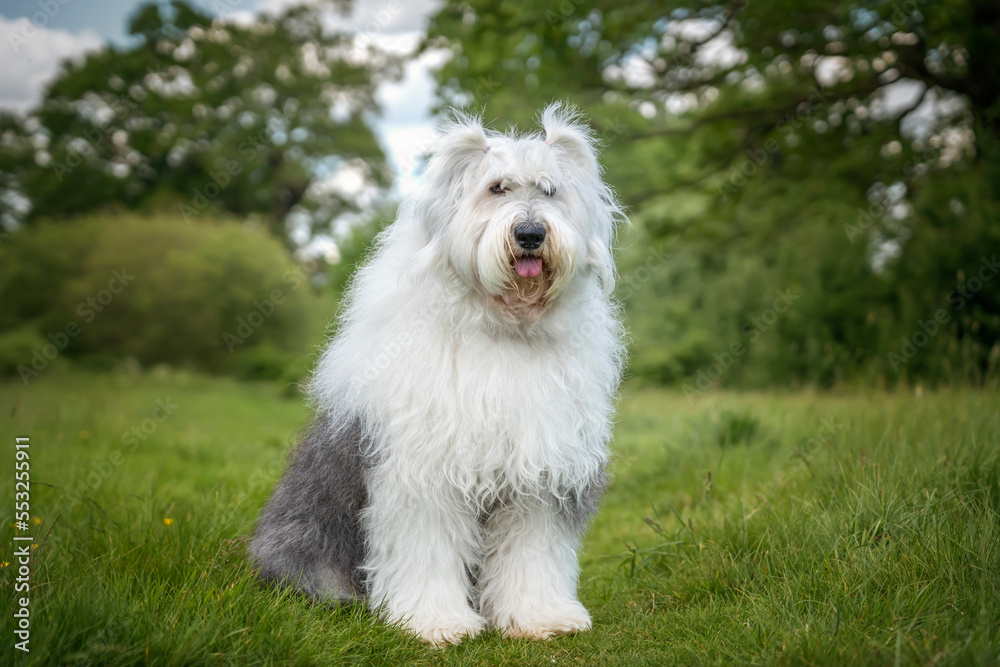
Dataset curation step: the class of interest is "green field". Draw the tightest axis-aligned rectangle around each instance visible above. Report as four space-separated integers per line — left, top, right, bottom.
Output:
2 371 998 665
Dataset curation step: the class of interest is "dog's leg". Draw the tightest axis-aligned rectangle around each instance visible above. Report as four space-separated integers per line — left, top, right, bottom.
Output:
478 492 595 640
363 471 486 646
250 418 368 602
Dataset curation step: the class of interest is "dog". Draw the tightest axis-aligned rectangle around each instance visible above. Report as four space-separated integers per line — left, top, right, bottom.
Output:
250 103 625 646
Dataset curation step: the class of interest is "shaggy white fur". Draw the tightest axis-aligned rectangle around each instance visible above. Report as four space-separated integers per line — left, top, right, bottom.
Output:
252 103 626 646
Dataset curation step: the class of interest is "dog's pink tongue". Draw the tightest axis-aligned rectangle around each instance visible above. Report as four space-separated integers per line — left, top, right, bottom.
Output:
516 257 543 278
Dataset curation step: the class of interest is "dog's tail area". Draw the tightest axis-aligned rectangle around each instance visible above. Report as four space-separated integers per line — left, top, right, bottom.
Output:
249 415 369 603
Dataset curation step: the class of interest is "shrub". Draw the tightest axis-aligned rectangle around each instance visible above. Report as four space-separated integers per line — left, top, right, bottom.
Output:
0 222 94 334
0 214 324 374
235 344 294 382
0 327 60 379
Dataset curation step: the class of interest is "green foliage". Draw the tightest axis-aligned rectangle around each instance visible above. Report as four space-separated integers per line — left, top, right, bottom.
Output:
0 0 394 238
617 164 1000 388
235 343 298 382
0 327 52 377
0 219 94 333
0 213 326 375
1 372 998 664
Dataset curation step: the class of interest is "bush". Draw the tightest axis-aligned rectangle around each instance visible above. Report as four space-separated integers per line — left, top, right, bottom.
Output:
0 223 94 334
0 214 325 374
0 327 59 380
234 344 294 382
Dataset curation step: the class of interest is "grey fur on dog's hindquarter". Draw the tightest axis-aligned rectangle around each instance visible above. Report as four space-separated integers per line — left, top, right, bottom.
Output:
249 415 370 601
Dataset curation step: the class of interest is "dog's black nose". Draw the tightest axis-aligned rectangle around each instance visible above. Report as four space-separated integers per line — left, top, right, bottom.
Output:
514 222 546 250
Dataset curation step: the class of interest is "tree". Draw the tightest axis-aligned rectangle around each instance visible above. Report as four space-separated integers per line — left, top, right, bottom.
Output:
425 0 998 197
423 0 1000 387
0 0 396 240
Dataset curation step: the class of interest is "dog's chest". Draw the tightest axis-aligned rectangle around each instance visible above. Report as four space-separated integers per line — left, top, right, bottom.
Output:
364 310 615 492
441 335 603 463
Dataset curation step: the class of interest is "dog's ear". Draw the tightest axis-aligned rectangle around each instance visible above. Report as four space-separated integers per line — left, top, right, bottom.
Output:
543 104 624 294
540 103 601 176
431 111 491 172
416 112 491 239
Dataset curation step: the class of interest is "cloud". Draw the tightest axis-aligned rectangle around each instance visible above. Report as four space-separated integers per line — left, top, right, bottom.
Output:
255 0 442 36
376 36 446 118
0 15 104 112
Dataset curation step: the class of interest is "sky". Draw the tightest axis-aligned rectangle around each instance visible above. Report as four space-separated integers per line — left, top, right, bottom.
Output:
0 0 441 194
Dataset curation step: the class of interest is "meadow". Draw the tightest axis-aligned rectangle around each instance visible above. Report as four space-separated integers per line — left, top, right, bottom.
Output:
1 370 997 665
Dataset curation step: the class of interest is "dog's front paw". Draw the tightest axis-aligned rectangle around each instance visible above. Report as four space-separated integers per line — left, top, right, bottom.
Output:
499 602 592 640
406 613 486 647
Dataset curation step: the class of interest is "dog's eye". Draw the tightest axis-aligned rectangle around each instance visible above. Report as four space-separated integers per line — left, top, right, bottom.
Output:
489 182 506 195
544 186 557 197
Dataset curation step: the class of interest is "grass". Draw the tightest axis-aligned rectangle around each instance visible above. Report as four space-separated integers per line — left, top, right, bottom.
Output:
1 369 998 665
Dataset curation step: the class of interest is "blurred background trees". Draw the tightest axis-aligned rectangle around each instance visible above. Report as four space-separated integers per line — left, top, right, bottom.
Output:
0 0 394 242
0 214 327 381
425 0 1000 387
0 0 997 389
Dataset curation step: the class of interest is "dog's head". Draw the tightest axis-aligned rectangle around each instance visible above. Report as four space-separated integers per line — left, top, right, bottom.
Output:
417 103 623 323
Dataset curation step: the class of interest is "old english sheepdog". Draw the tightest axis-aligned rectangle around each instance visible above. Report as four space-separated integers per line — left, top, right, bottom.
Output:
250 104 626 646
